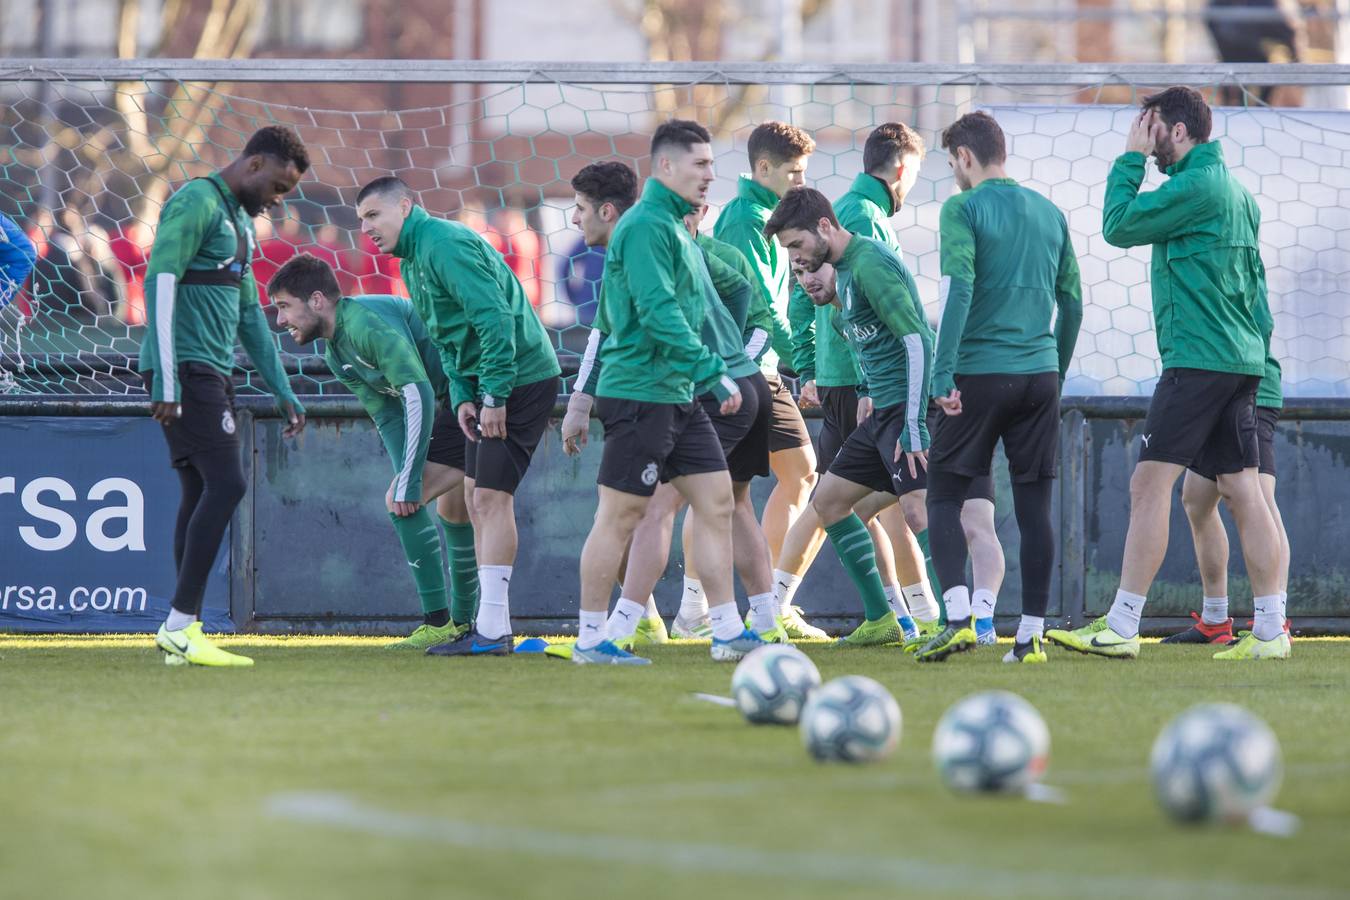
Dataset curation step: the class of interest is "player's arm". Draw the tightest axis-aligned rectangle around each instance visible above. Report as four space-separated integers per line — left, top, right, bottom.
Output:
329 356 409 500
1102 155 1208 248
563 324 605 457
1054 220 1084 388
718 219 793 363
857 261 931 456
701 247 752 334
0 216 37 307
432 236 519 410
142 186 212 406
932 197 975 400
362 322 437 507
787 281 817 384
236 267 305 436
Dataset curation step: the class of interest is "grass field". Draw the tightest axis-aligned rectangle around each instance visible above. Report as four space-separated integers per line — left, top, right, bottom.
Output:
2 634 1348 900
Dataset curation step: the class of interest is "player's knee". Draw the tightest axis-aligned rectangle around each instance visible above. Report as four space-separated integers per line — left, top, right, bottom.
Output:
811 490 850 526
900 493 927 533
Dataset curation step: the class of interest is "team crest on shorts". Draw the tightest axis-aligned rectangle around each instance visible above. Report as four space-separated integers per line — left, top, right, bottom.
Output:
221 410 236 435
641 462 659 487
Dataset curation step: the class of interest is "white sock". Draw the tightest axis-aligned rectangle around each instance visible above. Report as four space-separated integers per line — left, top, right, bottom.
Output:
772 569 803 615
1280 591 1288 622
1201 595 1229 625
1106 589 1146 639
748 592 777 633
1252 593 1284 641
475 565 512 639
679 577 707 620
708 601 745 641
1016 615 1044 644
902 583 940 622
607 597 646 641
883 584 910 619
644 595 660 619
943 585 972 622
577 609 607 650
164 608 195 632
972 588 997 620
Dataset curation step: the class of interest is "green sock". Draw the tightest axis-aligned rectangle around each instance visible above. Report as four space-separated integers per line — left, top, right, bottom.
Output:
914 528 947 627
824 514 891 622
389 509 449 618
439 516 479 625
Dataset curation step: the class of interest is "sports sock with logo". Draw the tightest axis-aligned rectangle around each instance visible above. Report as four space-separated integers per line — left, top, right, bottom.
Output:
824 514 891 622
439 517 479 625
390 509 450 619
748 592 777 633
475 564 512 640
678 577 707 621
1252 594 1284 642
1106 589 1146 639
1201 595 1229 625
772 569 803 616
607 597 646 641
708 601 745 641
577 609 607 650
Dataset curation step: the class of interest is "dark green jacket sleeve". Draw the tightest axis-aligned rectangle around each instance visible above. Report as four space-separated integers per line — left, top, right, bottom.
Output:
854 263 930 451
142 187 213 402
430 235 519 408
787 281 817 382
236 267 302 412
356 322 435 504
702 248 751 334
933 196 975 398
717 219 793 364
1054 221 1083 384
1102 152 1210 248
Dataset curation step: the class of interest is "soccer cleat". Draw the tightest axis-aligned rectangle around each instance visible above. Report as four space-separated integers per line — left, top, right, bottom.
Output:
779 605 829 640
572 639 652 666
901 618 944 654
385 621 467 651
1213 630 1291 661
899 615 919 642
1160 612 1233 645
670 612 713 639
1045 617 1139 659
835 610 902 647
543 641 574 661
974 616 997 645
759 623 792 644
913 623 978 663
710 628 769 662
633 615 669 646
156 622 253 668
1002 635 1048 664
425 629 514 657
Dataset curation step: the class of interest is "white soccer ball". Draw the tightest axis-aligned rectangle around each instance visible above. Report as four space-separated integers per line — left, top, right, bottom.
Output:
1150 703 1283 824
799 675 901 763
932 691 1051 794
730 644 822 725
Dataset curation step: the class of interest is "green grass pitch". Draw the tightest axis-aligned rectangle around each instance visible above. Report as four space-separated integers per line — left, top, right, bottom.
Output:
2 634 1348 900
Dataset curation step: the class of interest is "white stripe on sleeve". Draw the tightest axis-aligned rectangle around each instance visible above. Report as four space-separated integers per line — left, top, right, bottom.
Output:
155 272 177 402
743 327 768 361
903 333 925 452
573 327 602 396
394 383 424 502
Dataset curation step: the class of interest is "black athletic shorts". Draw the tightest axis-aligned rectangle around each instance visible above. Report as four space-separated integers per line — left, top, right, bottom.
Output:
427 404 467 471
141 362 240 468
828 401 927 497
596 397 726 497
929 373 1060 483
764 372 813 453
816 385 861 473
464 375 560 493
700 373 772 483
924 402 996 502
1190 405 1278 481
1139 368 1260 477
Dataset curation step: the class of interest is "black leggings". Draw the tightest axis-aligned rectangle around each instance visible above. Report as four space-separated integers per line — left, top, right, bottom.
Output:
170 446 247 617
927 471 1055 619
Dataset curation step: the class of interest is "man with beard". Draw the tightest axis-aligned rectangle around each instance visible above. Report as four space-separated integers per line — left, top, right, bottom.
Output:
139 125 309 667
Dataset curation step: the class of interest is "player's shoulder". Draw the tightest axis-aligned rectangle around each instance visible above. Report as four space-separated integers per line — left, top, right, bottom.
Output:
938 188 976 219
163 178 220 217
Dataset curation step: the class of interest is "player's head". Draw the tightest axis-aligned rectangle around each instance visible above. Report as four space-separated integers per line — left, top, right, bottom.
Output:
864 122 926 206
1141 86 1211 173
940 111 1006 191
682 202 710 238
763 186 842 273
268 252 341 345
793 259 836 307
748 121 815 198
650 119 715 208
356 176 416 254
235 126 310 216
571 161 638 248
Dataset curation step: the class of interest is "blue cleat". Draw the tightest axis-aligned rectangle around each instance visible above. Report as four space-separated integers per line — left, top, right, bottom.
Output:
426 629 515 657
975 617 997 646
710 628 768 662
899 615 919 642
572 640 651 666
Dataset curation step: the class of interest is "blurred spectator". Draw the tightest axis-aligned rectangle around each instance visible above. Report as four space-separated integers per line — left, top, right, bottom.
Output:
253 211 304 305
80 223 128 321
1208 0 1306 105
26 209 98 323
110 219 152 325
556 234 605 326
491 206 543 308
0 213 37 310
350 233 407 298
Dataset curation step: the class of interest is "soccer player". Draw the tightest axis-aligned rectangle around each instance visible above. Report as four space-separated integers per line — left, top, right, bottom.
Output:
1048 86 1290 661
267 253 477 649
764 187 933 648
141 125 309 667
356 176 561 657
1 212 37 308
572 120 758 665
916 111 1082 664
712 121 826 639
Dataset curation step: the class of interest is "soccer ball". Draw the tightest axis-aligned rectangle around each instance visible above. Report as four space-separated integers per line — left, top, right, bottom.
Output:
1150 703 1282 824
932 691 1050 794
798 675 901 763
730 645 821 725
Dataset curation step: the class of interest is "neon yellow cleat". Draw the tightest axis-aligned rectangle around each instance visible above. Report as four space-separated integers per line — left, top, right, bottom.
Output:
779 606 828 640
632 615 669 646
759 623 791 644
544 641 575 661
156 622 253 668
385 621 467 650
1213 631 1291 660
835 610 902 647
1045 617 1140 660
913 624 978 662
901 618 943 654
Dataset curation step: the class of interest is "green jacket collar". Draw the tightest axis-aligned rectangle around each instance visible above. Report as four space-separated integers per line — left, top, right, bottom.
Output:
736 175 780 211
972 176 1019 192
641 177 694 220
850 173 895 217
207 172 243 215
836 234 866 270
329 296 353 345
391 204 432 259
1167 140 1223 177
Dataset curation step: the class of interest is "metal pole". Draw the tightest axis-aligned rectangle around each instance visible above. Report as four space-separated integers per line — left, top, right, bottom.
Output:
35 0 60 217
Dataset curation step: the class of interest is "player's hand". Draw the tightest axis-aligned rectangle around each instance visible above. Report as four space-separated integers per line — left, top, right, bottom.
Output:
150 400 181 425
936 389 962 416
799 379 819 408
281 400 306 438
457 402 480 443
856 396 873 425
561 396 591 457
479 405 508 440
1126 108 1158 156
385 481 421 517
893 444 929 480
719 389 742 417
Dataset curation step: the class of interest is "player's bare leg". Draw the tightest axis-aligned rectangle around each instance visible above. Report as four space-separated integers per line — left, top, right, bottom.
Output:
763 444 817 565
962 498 1005 643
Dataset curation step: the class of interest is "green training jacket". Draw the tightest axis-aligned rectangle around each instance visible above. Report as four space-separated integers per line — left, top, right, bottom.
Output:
712 175 794 373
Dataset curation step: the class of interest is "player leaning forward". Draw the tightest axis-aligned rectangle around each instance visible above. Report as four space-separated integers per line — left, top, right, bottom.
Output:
1047 86 1290 661
143 126 309 667
357 176 561 657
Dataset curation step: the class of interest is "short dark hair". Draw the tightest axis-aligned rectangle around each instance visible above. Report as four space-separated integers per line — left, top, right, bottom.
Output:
1142 86 1212 143
571 161 639 215
243 125 310 174
863 122 925 174
650 119 712 161
356 175 414 206
763 186 838 241
748 121 816 168
268 252 341 303
940 111 1007 167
